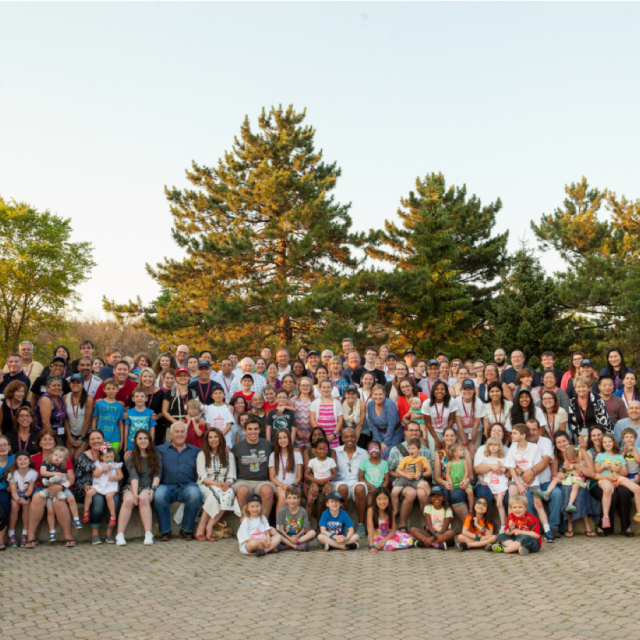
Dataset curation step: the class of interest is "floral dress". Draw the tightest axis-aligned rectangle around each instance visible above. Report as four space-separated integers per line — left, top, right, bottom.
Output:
372 517 414 550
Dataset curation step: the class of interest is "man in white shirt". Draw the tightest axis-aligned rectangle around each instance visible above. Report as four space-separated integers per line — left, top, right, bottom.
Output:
276 349 291 380
215 358 236 403
76 357 102 398
527 418 561 542
228 357 266 397
175 345 190 369
334 427 369 538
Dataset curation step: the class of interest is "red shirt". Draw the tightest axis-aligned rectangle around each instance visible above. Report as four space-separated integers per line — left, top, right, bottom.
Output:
398 393 428 423
264 401 278 413
232 391 254 410
506 512 541 548
94 378 138 408
185 417 204 449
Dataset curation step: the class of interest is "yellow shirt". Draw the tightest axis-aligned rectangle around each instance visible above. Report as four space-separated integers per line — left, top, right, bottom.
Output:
398 455 430 479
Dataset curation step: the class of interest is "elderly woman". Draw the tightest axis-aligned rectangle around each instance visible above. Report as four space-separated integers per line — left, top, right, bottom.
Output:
0 380 30 433
74 429 120 545
24 428 75 548
7 406 39 455
34 376 67 438
367 384 401 460
568 375 612 443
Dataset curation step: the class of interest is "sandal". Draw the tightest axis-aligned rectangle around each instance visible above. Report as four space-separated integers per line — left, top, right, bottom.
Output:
24 540 38 549
0 544 5 551
195 533 206 542
108 515 117 527
8 534 17 548
585 531 597 537
398 526 408 533
65 540 76 548
564 530 574 538
206 532 218 542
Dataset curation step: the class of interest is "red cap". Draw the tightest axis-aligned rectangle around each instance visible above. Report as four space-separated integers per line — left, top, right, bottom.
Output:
175 367 190 376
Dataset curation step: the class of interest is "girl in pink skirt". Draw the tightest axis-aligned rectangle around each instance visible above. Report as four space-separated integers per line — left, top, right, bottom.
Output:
367 487 414 552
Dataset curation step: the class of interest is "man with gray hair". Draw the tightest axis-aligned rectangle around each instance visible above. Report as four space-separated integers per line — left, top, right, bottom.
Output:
155 421 201 542
228 357 266 396
2 341 43 392
321 349 334 366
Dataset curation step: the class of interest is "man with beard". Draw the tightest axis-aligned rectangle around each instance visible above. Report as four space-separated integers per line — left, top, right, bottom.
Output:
493 348 510 376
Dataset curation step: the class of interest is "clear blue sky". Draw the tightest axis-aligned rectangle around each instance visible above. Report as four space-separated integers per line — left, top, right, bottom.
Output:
2 2 639 317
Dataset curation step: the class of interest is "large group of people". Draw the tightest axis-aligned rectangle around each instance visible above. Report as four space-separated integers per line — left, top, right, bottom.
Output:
1 339 639 557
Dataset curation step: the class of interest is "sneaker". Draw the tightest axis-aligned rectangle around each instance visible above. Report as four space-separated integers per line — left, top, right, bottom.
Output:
519 546 530 556
73 518 83 530
535 489 549 502
254 549 266 558
49 531 57 543
433 542 447 551
105 534 116 544
485 543 494 551
355 523 366 538
82 511 90 523
492 543 504 553
634 513 640 523
270 545 279 554
297 543 309 552
565 504 577 514
455 540 467 551
323 543 333 551
115 533 127 546
277 543 288 552
92 535 102 545
108 515 116 527
346 542 359 550
144 532 155 546
415 540 427 548
7 534 17 548
544 531 556 544
602 516 611 528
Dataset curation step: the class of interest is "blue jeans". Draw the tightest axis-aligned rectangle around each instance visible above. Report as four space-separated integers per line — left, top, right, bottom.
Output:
517 482 562 532
154 484 201 534
89 493 121 529
474 484 509 509
443 487 468 507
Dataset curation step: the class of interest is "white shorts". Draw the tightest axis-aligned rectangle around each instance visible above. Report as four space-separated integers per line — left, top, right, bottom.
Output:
335 480 368 500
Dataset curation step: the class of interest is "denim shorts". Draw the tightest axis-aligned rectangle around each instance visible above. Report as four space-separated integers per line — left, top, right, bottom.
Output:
497 532 539 553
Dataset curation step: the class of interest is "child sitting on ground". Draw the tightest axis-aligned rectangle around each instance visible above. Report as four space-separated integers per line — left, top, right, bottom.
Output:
275 486 317 552
40 446 82 528
456 497 497 551
237 494 282 557
366 487 413 552
409 485 455 550
492 494 541 555
446 443 474 511
317 492 360 551
395 438 431 494
83 445 123 526
358 441 389 502
536 444 586 513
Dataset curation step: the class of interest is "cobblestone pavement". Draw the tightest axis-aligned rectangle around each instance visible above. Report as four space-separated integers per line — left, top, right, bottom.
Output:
2 535 638 640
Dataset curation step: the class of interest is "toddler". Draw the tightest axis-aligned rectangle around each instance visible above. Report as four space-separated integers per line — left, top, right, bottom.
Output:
395 438 431 493
237 494 282 557
620 428 640 482
6 452 38 547
537 445 586 514
83 445 123 526
40 446 82 528
184 399 206 449
446 443 474 511
480 437 508 530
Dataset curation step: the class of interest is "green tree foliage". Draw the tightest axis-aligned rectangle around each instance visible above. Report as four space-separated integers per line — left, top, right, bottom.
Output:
364 173 508 355
128 106 367 356
0 197 95 356
531 177 640 364
485 244 575 366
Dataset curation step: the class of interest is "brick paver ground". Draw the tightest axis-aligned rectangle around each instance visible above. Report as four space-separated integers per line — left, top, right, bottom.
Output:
2 536 637 639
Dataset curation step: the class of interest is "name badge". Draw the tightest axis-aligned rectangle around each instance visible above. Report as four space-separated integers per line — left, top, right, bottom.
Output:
57 427 65 435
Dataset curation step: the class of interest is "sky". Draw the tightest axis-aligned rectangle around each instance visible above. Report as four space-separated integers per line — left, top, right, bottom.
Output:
1 2 639 318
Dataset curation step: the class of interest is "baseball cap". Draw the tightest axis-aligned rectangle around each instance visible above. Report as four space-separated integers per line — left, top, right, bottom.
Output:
50 356 66 365
580 359 593 368
197 360 211 369
403 348 416 356
427 359 439 367
430 485 445 496
325 492 345 502
344 384 360 396
308 350 320 357
461 379 475 390
247 494 262 505
175 367 190 376
385 353 398 361
69 373 84 383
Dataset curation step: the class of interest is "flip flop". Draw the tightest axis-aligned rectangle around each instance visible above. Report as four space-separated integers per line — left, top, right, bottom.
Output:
585 531 597 537
24 540 38 549
65 540 77 548
195 533 206 542
564 530 574 538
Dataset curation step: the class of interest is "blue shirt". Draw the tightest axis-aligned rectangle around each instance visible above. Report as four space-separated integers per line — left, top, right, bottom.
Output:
157 442 199 486
125 408 157 451
0 454 15 491
613 418 640 444
318 508 353 536
93 399 125 442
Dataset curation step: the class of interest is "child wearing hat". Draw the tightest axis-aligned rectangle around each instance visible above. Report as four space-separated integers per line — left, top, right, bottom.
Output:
237 494 282 557
317 492 360 551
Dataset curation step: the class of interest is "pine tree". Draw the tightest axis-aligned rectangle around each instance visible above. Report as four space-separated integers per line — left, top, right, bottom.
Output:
132 106 366 356
365 173 508 354
485 244 574 365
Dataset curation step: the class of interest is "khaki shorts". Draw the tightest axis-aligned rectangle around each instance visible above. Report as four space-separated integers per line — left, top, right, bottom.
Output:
232 480 276 494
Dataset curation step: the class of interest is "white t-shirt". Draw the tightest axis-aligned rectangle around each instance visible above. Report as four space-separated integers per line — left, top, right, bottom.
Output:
307 457 337 480
530 436 554 485
204 404 235 446
237 515 270 546
483 400 513 426
10 469 38 493
268 451 303 485
504 406 547 432
421 400 456 434
479 455 509 494
504 442 543 485
313 386 340 399
453 397 485 436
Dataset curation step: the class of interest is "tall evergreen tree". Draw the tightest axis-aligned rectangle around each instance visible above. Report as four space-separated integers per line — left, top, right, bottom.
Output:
485 244 574 365
129 106 366 356
365 173 508 354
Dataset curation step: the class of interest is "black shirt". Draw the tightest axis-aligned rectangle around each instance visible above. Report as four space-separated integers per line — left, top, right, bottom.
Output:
0 397 30 432
187 378 223 406
7 430 38 455
351 367 387 387
538 367 564 387
0 371 31 395
500 366 540 388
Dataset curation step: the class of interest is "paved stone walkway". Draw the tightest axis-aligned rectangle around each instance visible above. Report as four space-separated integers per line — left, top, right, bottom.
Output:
2 536 637 640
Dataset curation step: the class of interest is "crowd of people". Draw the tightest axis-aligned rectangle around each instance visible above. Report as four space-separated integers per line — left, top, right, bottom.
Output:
1 339 639 557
